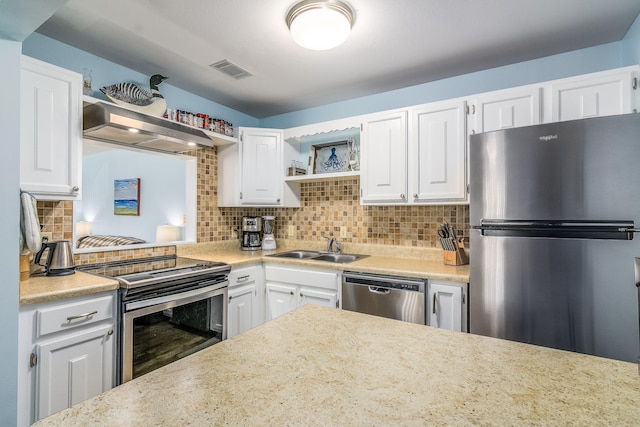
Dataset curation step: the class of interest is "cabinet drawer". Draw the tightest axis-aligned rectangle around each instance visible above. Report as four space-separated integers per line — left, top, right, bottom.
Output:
265 265 339 290
37 295 114 338
228 265 259 286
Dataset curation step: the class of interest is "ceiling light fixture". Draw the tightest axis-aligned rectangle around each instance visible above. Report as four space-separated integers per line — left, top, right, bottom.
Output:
286 0 355 51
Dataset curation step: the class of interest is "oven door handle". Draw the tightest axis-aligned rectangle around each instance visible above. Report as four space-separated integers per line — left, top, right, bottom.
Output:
124 281 228 312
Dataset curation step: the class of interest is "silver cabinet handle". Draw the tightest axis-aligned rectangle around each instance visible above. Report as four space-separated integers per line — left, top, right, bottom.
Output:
299 292 304 297
107 329 114 336
432 294 437 314
71 186 80 192
236 275 250 282
66 310 97 321
290 291 294 295
413 194 418 198
400 194 405 199
228 295 233 301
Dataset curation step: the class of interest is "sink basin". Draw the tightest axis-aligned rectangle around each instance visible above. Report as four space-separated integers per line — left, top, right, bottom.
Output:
268 250 320 259
311 253 367 263
267 250 368 264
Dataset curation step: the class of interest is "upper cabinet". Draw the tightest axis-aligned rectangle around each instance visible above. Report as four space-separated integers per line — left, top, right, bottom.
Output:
218 127 300 207
20 56 82 200
546 67 638 122
360 101 468 206
469 86 542 134
360 111 408 204
410 101 467 203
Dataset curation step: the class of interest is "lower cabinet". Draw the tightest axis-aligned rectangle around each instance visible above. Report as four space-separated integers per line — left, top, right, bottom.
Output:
264 265 340 320
227 264 264 338
428 281 468 332
18 291 116 426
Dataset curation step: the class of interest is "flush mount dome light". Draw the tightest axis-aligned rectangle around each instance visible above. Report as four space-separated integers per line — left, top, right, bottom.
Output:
286 0 355 50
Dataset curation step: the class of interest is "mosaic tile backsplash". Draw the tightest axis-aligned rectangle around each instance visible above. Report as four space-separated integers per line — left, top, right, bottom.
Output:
37 146 470 263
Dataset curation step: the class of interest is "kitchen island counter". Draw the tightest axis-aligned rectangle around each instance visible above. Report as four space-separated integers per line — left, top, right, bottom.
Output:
34 305 640 426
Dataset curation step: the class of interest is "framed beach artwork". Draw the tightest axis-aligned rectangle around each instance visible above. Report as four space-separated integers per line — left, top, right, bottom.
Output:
114 178 140 216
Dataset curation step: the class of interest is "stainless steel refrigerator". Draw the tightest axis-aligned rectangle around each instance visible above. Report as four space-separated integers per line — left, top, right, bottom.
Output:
469 113 640 363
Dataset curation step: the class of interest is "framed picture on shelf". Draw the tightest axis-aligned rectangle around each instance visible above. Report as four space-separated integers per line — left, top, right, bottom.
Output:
309 140 354 174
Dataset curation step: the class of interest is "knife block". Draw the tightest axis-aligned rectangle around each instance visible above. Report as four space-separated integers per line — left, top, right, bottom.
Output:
443 242 469 266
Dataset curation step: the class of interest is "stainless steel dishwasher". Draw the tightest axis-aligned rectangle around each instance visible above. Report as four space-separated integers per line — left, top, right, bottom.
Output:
342 271 426 324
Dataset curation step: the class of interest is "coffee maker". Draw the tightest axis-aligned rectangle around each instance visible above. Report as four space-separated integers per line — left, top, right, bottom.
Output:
241 216 262 251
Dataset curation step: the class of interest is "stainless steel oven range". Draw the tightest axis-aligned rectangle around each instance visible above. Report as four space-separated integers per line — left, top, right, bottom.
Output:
79 256 230 384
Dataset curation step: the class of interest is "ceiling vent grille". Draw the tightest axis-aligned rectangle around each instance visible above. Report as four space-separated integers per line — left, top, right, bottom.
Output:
210 60 252 80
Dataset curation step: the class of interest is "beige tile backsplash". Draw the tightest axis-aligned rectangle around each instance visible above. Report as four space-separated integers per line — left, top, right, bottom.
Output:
37 146 470 263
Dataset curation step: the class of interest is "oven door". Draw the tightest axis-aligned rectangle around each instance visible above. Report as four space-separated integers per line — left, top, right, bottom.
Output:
120 281 227 383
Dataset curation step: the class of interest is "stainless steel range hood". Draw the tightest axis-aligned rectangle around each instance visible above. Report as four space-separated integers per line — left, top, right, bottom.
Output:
83 101 214 153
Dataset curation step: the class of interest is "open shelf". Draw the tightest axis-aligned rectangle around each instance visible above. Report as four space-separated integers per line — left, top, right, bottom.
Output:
284 170 360 183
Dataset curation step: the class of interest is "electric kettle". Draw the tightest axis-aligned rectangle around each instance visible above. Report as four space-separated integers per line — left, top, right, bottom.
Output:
34 240 76 276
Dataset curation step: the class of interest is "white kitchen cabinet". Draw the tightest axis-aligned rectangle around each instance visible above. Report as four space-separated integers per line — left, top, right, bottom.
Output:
547 67 638 122
20 56 82 200
18 291 116 425
218 127 300 207
410 100 467 203
227 264 264 338
360 110 408 204
428 281 468 332
36 324 113 419
469 85 542 134
264 264 340 320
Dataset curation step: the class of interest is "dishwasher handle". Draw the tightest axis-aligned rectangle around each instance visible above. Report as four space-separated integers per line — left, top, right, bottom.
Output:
368 286 391 295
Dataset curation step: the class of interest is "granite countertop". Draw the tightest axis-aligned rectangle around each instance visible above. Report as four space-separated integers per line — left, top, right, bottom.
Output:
20 242 469 305
34 305 640 426
19 271 119 306
179 241 471 283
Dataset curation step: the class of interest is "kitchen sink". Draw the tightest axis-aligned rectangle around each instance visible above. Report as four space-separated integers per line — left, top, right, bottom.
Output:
310 253 366 263
267 250 368 264
268 250 320 259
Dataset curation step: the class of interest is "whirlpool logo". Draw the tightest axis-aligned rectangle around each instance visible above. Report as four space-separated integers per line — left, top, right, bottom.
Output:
539 134 558 141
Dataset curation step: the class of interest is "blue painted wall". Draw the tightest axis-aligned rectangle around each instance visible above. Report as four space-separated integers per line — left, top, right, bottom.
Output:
0 39 22 427
261 41 630 128
24 26 640 131
22 33 260 129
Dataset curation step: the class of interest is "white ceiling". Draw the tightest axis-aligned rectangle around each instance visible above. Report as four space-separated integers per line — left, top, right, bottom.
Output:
33 0 640 118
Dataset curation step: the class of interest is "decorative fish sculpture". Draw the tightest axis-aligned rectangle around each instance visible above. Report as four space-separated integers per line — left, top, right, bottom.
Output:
101 74 168 117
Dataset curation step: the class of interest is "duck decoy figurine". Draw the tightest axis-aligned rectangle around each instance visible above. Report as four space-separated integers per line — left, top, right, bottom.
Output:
100 74 168 117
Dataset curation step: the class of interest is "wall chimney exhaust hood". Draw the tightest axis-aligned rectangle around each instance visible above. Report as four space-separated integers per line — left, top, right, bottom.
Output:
83 101 219 154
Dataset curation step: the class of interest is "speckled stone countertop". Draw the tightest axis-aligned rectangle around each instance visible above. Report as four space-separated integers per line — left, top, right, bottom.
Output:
34 305 640 426
20 241 469 305
179 240 471 283
19 271 119 306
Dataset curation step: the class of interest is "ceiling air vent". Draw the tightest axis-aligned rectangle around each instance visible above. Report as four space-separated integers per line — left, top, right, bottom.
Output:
210 59 252 80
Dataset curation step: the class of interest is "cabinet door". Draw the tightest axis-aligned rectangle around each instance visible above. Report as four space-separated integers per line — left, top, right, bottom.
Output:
410 101 467 202
240 127 283 205
361 111 408 204
20 56 82 200
228 284 256 338
428 282 465 332
549 69 636 122
36 324 114 420
471 86 541 134
265 283 297 320
298 287 337 309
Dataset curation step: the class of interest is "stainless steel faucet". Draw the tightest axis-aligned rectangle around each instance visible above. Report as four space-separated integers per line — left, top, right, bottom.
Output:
326 237 342 253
